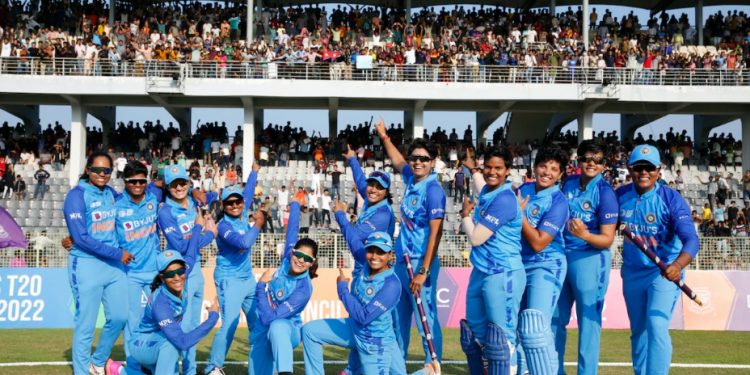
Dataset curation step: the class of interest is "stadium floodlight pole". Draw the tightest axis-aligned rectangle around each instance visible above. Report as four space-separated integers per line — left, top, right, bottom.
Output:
402 254 442 374
619 224 703 306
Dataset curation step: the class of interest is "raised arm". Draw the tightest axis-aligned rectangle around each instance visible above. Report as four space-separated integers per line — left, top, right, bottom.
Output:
345 146 368 198
242 162 260 208
374 118 406 173
284 201 302 258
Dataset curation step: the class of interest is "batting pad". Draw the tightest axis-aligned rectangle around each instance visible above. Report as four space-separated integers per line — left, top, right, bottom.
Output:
459 319 485 375
519 309 554 375
485 322 510 375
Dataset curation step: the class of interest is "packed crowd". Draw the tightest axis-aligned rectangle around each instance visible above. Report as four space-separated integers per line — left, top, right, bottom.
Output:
1 0 749 78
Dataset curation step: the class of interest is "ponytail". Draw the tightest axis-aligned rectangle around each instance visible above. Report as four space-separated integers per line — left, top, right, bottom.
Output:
150 274 163 292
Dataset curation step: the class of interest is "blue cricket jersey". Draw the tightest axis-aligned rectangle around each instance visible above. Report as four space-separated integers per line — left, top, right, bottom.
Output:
255 202 312 328
616 182 699 270
63 181 122 265
158 198 215 272
215 171 260 278
470 181 524 273
337 266 401 344
115 191 161 273
396 165 446 260
517 182 568 262
562 174 619 252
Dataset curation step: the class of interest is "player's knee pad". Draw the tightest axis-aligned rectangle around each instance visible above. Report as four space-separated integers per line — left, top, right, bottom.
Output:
519 309 554 375
459 319 485 375
485 322 510 375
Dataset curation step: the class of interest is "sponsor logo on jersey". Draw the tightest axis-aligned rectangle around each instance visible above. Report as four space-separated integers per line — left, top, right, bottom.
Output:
91 201 102 208
179 223 191 234
123 221 133 230
92 211 103 221
68 212 82 220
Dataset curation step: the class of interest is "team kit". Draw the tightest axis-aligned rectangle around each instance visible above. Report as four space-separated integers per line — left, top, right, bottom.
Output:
62 121 698 375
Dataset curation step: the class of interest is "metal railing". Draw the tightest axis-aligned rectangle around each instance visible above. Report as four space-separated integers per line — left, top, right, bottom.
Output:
4 232 750 270
1 57 747 87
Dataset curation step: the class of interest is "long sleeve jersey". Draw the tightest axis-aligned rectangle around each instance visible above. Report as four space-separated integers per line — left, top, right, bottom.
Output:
338 266 401 345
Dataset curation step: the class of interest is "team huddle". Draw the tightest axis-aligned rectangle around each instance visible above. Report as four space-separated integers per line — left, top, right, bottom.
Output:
62 118 699 375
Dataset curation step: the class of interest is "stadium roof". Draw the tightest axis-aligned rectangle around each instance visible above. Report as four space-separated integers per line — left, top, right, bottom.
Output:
257 0 750 12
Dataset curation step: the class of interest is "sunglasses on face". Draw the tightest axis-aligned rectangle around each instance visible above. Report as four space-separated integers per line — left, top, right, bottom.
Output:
408 155 433 163
169 180 189 189
161 267 186 279
223 199 243 207
578 156 606 165
631 164 658 173
292 250 316 264
125 178 148 185
89 167 112 175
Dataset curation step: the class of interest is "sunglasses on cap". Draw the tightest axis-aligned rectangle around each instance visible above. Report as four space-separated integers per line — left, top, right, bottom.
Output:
89 167 113 175
292 250 316 264
407 155 433 163
125 178 148 185
161 267 186 279
223 199 243 207
631 164 658 173
578 156 606 165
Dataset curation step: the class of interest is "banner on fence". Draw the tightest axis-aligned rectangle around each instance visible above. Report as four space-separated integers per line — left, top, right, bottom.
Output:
1 268 749 330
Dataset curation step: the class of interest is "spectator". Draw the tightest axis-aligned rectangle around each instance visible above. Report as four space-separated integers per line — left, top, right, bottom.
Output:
714 202 726 223
743 170 750 200
674 169 685 196
32 163 50 200
9 249 27 267
114 152 127 178
1 164 14 199
329 164 342 199
12 175 26 200
727 201 740 224
453 166 465 203
320 189 332 228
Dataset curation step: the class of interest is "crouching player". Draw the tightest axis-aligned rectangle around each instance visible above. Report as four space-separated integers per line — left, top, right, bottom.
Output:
459 146 525 375
302 232 405 375
128 250 220 374
617 144 699 375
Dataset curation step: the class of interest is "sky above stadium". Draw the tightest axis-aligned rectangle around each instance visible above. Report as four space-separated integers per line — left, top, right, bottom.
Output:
1 4 747 141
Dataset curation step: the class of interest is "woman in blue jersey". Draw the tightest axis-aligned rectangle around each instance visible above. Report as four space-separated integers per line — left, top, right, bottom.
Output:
515 145 570 375
129 250 220 374
618 144 699 375
334 145 397 374
157 164 218 375
375 118 446 374
460 146 525 375
250 199 318 375
203 162 264 375
552 139 618 375
301 231 405 375
63 151 132 375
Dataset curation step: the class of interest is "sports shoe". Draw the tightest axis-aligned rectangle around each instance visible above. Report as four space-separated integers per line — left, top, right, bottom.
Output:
88 363 105 375
206 367 226 375
105 359 123 375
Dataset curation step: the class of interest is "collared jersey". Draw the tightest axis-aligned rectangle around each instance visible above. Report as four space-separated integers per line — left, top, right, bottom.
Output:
562 174 619 252
116 191 160 273
517 182 568 262
216 171 260 278
63 180 122 264
255 202 312 328
470 181 523 273
158 197 215 271
616 182 699 270
396 165 446 260
338 266 401 344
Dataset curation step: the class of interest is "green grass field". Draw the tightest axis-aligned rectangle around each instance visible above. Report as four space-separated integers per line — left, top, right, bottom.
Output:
1 328 748 374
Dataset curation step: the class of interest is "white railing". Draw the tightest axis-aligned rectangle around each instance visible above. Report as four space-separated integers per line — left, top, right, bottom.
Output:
6 232 750 270
0 57 747 87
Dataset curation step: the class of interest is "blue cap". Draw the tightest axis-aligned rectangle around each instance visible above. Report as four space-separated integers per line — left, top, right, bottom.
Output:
364 231 394 252
628 144 661 167
366 171 391 189
164 164 189 185
221 185 243 201
156 250 185 272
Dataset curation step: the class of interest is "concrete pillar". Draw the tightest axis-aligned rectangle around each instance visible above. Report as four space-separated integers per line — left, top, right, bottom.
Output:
549 0 556 16
246 0 254 44
742 114 750 172
0 104 39 136
696 0 704 45
329 98 339 140
69 103 87 187
405 0 412 24
241 98 255 177
578 109 594 143
620 114 657 141
109 0 115 28
88 106 116 147
412 101 425 139
582 0 590 51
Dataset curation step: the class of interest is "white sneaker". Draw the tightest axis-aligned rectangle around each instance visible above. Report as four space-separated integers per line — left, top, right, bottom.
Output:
89 363 105 375
206 367 225 375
